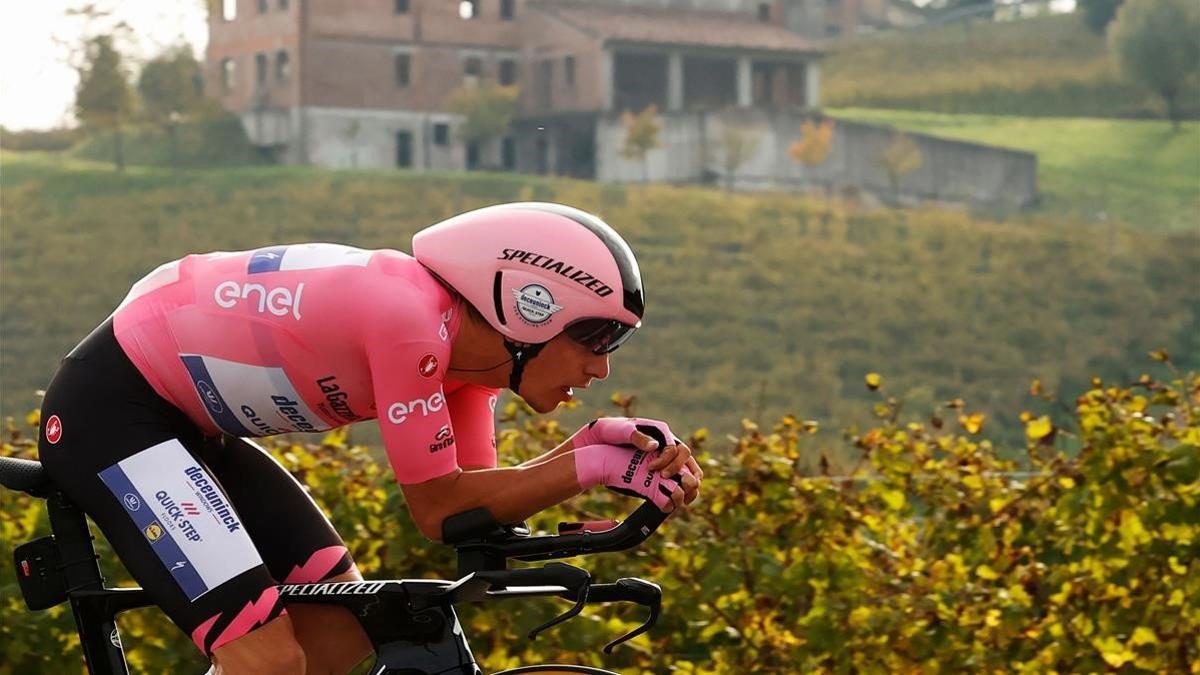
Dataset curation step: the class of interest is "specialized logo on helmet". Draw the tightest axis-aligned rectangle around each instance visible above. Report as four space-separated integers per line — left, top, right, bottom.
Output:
512 284 563 325
498 249 614 297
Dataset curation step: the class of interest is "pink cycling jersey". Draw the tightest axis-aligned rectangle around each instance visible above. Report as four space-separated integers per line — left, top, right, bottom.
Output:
112 243 499 484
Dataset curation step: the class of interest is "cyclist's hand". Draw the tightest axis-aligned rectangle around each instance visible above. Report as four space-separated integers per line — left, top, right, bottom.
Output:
572 417 703 507
573 442 694 513
572 417 679 453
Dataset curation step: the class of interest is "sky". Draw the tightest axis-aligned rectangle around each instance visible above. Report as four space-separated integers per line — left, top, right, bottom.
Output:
1 0 1077 132
0 1 209 131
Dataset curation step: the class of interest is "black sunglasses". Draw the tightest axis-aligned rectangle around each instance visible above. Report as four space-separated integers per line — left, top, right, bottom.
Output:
563 318 640 354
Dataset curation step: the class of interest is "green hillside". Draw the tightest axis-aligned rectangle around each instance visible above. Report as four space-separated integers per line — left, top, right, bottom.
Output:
823 14 1200 118
828 109 1200 232
2 154 1197 451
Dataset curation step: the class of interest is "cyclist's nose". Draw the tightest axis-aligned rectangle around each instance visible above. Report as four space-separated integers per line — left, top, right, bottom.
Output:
584 352 610 381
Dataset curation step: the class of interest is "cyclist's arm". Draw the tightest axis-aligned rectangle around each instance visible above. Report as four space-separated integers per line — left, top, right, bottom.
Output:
445 383 499 470
400 457 584 541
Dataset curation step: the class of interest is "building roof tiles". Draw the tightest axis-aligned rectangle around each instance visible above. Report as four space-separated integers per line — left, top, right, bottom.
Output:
529 0 826 54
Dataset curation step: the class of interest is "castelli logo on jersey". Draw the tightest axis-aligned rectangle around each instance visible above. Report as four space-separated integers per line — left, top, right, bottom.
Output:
498 250 614 297
512 284 563 325
45 415 63 444
387 392 446 425
213 280 305 319
417 353 439 379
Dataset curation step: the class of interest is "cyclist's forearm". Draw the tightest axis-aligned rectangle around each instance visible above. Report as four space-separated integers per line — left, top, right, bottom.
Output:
517 437 575 468
407 452 582 540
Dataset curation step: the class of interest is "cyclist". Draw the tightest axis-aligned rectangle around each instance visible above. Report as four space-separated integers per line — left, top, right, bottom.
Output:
36 202 703 675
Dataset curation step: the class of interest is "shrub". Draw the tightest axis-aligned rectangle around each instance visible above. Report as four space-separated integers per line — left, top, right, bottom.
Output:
2 360 1196 672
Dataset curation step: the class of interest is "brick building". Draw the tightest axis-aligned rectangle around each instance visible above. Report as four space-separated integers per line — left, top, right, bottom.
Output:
206 0 826 175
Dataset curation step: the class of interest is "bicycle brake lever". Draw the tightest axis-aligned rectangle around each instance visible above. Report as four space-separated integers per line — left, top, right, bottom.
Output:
597 578 662 653
527 584 589 641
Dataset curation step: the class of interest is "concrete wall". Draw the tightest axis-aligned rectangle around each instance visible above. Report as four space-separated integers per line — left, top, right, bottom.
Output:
595 108 1038 207
295 106 502 171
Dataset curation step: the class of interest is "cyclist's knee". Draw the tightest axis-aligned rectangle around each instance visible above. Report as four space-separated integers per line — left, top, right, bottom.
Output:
210 614 306 675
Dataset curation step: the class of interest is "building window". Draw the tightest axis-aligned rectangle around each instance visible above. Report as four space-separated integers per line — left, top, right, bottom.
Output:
499 59 517 86
258 0 268 14
459 0 478 20
502 137 516 170
464 56 482 86
275 50 290 81
500 0 515 20
758 3 770 22
279 0 288 9
221 58 236 93
395 0 409 13
564 55 575 86
255 53 268 87
466 142 480 170
540 60 553 107
396 131 413 167
394 53 411 87
222 0 236 21
433 123 450 146
826 24 842 36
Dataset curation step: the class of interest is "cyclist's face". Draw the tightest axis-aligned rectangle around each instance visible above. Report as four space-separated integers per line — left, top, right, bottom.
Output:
520 332 610 413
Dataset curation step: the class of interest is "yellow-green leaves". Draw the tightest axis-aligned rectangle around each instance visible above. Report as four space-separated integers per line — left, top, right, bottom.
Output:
1025 415 1053 440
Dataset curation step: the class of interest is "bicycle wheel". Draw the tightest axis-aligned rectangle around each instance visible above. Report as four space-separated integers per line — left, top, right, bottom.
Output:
493 666 619 674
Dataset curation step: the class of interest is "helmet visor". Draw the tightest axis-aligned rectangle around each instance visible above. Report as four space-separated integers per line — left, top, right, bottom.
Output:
564 318 640 355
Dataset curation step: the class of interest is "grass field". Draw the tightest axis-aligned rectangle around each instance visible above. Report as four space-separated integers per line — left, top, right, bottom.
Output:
822 13 1200 119
829 108 1200 232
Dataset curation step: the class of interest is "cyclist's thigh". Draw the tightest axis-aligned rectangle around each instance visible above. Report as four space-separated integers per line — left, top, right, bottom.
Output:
200 436 354 585
202 438 372 671
37 320 285 657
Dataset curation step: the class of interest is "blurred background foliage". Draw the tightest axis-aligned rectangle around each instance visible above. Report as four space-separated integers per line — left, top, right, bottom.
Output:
2 366 1196 672
2 154 1197 456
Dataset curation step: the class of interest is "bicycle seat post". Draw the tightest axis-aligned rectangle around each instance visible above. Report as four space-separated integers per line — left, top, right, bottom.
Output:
46 492 132 675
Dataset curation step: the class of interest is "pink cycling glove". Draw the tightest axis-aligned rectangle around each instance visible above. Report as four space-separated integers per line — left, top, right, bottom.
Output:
571 417 681 451
574 443 689 512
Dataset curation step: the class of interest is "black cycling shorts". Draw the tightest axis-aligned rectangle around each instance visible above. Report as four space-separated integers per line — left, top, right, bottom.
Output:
37 319 354 655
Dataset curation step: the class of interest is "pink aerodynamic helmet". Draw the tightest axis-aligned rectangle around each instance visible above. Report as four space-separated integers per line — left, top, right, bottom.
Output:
413 202 644 389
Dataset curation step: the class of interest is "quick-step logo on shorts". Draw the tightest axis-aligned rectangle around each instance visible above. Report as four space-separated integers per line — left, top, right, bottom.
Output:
99 439 260 601
181 354 330 437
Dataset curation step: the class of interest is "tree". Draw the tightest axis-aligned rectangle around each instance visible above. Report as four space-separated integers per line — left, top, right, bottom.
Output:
1108 0 1200 131
1078 0 1123 34
788 118 836 197
621 105 662 183
879 131 923 202
718 126 761 191
75 34 136 170
137 46 210 169
446 81 519 169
